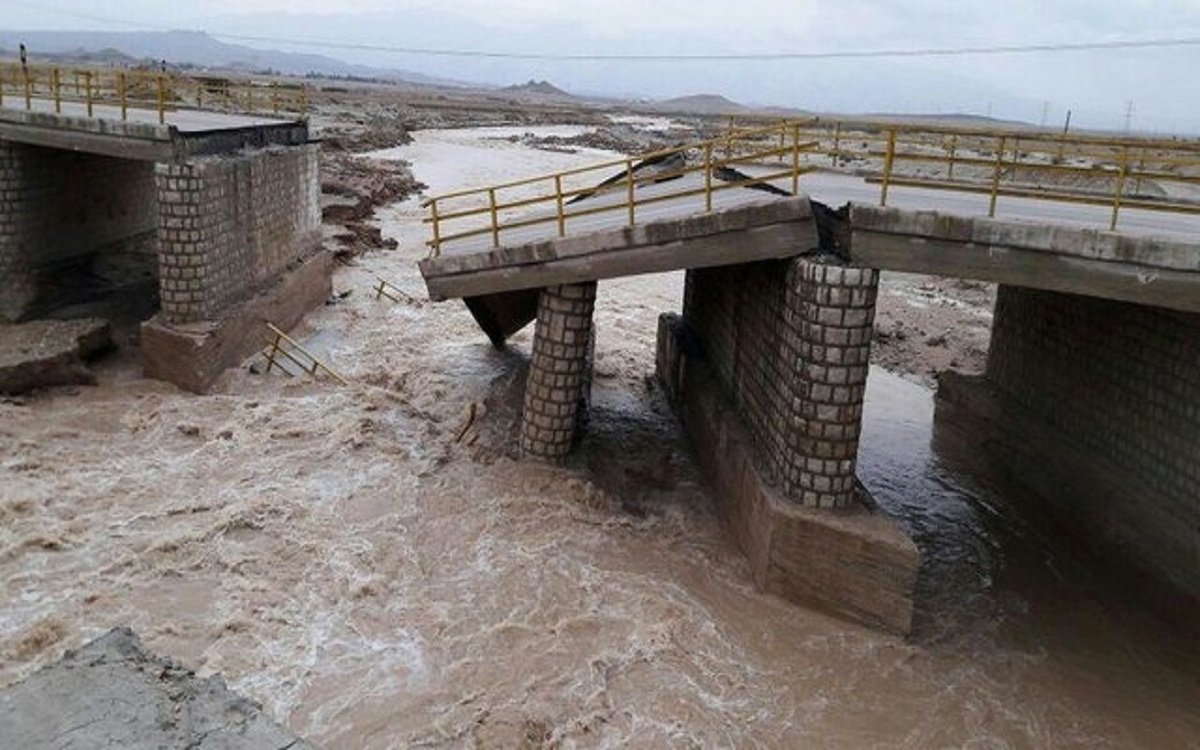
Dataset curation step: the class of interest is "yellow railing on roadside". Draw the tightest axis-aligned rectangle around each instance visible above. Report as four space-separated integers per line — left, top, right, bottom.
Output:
423 116 1200 254
422 120 820 256
741 116 1200 231
0 62 308 124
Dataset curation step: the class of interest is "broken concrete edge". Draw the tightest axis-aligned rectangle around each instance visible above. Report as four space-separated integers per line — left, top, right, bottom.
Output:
656 312 919 635
423 220 821 302
419 197 815 285
935 370 1200 633
0 627 319 749
849 203 1200 272
141 250 333 393
0 318 113 395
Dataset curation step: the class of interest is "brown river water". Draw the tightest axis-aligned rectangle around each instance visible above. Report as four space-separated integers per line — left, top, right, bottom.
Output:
1 125 1198 748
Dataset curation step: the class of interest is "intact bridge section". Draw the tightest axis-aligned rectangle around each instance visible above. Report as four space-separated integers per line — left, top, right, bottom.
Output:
0 80 325 392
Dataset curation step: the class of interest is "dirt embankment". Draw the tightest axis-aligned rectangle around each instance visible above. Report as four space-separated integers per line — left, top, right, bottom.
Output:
511 122 702 156
314 115 427 259
871 274 995 384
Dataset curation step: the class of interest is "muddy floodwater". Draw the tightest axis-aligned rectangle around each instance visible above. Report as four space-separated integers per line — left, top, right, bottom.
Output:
2 125 1199 748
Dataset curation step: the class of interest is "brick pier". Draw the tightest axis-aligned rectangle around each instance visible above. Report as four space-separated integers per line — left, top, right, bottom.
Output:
520 282 597 460
660 255 918 633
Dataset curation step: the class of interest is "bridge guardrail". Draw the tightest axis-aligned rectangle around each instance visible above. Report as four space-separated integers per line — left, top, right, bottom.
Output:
421 120 820 256
746 116 1200 231
424 116 1200 255
0 62 308 124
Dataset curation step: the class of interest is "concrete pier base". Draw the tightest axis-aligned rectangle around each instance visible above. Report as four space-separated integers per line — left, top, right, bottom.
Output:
520 281 597 460
141 250 332 393
658 312 919 633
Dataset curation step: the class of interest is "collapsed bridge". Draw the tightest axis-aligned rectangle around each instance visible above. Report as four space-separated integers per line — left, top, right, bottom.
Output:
418 120 1200 634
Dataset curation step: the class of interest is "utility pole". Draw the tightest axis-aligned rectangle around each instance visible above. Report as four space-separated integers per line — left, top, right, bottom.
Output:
1124 100 1135 134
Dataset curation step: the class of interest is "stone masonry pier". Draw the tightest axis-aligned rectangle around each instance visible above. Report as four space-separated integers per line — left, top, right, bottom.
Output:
423 197 921 633
421 191 1200 633
0 105 326 392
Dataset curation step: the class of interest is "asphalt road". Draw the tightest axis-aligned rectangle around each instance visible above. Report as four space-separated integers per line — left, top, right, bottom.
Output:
1 97 296 132
435 168 1200 257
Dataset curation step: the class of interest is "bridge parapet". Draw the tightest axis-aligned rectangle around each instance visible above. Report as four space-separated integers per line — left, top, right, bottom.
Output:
0 61 306 124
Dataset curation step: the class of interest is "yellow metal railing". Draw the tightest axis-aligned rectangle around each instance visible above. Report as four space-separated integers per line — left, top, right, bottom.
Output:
0 62 308 124
261 323 349 385
422 120 820 256
373 276 422 306
424 116 1200 252
771 117 1200 231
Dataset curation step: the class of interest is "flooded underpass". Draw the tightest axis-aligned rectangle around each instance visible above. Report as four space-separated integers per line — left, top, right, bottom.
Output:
1 123 1198 748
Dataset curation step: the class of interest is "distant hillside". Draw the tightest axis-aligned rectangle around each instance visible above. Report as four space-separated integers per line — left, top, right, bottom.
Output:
0 30 447 84
857 112 1037 130
500 79 574 99
649 94 749 115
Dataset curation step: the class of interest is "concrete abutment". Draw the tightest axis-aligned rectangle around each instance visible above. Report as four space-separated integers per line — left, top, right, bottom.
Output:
937 285 1200 606
1 127 326 392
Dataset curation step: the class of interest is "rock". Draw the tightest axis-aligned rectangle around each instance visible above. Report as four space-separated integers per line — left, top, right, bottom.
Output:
0 627 319 750
0 318 112 395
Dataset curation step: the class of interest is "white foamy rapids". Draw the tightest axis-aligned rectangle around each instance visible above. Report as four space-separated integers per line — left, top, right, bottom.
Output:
1 124 1198 749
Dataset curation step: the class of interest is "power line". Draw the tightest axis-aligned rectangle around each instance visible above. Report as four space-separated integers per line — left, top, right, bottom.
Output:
205 33 1200 61
5 1 1200 62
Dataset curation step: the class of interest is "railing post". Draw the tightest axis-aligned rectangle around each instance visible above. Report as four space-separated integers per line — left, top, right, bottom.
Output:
778 125 786 164
1111 149 1129 231
22 65 31 110
300 84 308 115
264 333 282 374
879 129 897 206
156 74 166 124
488 188 500 246
271 81 280 113
554 175 566 237
791 122 801 196
704 142 714 212
832 122 842 167
118 72 127 120
85 71 93 117
988 135 1007 218
52 68 61 113
626 158 636 227
947 134 957 180
429 199 442 256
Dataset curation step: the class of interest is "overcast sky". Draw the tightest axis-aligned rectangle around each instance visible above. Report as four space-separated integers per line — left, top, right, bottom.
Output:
5 0 1200 132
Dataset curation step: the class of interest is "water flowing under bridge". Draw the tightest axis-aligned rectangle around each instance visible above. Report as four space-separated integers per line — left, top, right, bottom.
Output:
416 119 1200 633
